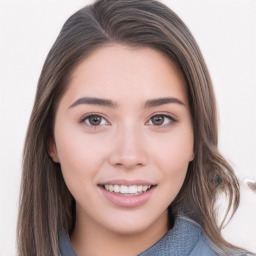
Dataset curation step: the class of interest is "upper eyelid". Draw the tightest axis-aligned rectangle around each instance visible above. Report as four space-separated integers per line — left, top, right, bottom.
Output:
146 112 178 122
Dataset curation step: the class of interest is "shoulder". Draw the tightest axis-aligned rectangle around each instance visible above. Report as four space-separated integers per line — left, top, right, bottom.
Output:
176 216 218 256
173 216 255 256
139 216 218 255
139 216 255 256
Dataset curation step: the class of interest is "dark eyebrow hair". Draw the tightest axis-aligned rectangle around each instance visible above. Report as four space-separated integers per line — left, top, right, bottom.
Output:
144 97 185 108
69 97 118 109
68 96 185 109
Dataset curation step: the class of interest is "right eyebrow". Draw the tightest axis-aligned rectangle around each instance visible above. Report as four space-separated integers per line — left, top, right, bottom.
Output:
143 97 185 108
68 97 119 109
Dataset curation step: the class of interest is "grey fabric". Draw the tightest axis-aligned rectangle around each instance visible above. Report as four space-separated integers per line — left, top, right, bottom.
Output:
138 216 217 256
59 231 76 256
58 216 254 255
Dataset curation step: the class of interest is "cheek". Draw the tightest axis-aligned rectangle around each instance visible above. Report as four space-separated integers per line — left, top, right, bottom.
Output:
54 125 108 187
150 126 193 196
152 127 193 171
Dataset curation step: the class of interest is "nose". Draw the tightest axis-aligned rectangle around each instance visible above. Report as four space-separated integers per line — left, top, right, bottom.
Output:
108 125 148 170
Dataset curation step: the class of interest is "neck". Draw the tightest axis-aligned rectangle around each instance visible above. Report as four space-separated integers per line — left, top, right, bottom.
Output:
70 210 169 256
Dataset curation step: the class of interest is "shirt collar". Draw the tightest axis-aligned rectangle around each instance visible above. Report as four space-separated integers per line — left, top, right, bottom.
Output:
59 216 212 256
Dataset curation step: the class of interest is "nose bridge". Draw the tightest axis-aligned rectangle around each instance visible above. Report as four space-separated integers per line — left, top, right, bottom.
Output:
108 122 148 169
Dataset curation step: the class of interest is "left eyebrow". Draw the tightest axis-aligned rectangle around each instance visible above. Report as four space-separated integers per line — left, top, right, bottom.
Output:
144 97 185 108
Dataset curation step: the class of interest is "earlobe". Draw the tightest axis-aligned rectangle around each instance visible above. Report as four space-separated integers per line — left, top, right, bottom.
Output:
47 139 59 163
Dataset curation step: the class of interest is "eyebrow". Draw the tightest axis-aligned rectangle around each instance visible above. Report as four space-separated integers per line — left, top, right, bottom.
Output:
144 97 185 108
68 96 185 109
69 97 118 109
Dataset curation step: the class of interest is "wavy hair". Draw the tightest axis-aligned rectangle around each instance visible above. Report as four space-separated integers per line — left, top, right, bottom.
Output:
17 0 241 255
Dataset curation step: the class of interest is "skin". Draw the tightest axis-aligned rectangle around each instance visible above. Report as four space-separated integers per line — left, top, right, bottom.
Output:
49 45 194 256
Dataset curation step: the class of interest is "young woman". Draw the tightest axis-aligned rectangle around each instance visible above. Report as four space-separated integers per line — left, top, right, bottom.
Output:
17 0 255 255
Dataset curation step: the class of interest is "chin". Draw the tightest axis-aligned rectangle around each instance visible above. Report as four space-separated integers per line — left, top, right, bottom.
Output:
107 222 153 236
102 210 167 236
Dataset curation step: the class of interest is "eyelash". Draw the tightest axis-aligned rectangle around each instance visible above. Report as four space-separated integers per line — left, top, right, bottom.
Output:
79 113 177 129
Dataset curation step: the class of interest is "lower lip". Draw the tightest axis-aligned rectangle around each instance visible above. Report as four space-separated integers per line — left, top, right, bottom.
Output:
99 186 156 208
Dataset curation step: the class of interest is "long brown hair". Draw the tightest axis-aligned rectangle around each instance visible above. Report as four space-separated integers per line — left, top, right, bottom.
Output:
17 0 241 255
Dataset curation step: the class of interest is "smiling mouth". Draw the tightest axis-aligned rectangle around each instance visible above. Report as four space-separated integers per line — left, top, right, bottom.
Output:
101 184 154 196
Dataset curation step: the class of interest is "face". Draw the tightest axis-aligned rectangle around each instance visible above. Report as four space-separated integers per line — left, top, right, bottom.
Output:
50 45 194 236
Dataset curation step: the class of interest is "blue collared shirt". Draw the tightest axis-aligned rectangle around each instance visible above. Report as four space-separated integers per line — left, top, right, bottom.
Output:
58 216 252 255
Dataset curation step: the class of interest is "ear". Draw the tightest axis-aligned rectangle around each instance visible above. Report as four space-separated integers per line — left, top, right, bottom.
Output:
47 139 59 163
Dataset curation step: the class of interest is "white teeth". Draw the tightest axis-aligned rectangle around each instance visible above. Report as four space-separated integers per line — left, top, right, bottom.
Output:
104 184 152 195
109 185 114 192
142 185 148 192
114 185 120 193
128 185 137 193
137 185 143 192
120 185 128 193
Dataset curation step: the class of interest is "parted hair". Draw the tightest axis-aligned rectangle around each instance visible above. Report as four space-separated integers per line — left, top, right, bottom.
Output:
17 0 241 255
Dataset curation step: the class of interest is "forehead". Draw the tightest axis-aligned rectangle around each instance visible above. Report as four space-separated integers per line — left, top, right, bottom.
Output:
63 44 188 106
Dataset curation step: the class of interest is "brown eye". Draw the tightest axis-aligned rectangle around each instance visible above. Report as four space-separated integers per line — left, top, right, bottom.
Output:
88 115 102 125
151 115 165 125
82 114 108 126
148 114 177 126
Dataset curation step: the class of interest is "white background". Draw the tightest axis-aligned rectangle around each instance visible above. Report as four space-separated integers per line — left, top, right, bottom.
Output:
0 0 255 255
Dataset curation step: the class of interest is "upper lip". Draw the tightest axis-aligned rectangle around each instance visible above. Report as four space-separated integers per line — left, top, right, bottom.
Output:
98 179 156 186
